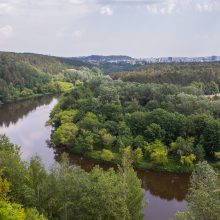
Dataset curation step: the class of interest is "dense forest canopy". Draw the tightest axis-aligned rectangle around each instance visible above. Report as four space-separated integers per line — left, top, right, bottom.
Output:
49 76 220 172
0 52 102 103
0 135 144 220
112 62 220 95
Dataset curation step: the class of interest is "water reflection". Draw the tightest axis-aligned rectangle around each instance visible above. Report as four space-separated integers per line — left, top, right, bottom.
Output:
138 170 189 201
0 95 58 168
54 151 189 220
55 152 189 199
0 95 57 127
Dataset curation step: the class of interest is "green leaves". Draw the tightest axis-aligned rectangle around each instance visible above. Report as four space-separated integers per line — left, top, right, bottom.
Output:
144 140 168 165
175 162 220 220
0 136 145 220
101 149 114 161
52 123 78 146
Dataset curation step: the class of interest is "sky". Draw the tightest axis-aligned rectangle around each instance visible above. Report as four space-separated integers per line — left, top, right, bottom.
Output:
0 0 220 58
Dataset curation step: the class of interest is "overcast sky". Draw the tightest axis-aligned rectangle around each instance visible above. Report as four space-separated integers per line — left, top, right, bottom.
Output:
0 0 219 57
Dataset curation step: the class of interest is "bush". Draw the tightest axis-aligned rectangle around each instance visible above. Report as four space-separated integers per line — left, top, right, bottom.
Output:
101 149 114 161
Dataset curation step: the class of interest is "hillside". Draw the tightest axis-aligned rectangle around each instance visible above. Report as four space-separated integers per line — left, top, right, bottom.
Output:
0 52 102 103
111 62 220 94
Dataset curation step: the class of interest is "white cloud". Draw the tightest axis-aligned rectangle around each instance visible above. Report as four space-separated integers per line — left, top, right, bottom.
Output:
0 25 13 39
145 0 220 15
146 0 177 15
68 0 85 4
195 0 217 12
100 5 113 16
0 2 14 15
72 30 82 39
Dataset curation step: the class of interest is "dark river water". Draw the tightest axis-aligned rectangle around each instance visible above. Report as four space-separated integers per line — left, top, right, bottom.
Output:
0 95 189 220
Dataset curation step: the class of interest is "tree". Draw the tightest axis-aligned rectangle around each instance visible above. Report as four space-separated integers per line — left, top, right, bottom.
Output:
78 112 101 131
144 123 165 142
145 140 168 165
0 135 33 206
119 151 145 220
25 208 47 220
204 81 219 95
99 129 116 148
28 156 47 211
101 149 114 161
0 201 25 220
0 175 10 202
52 123 78 146
193 145 205 162
134 148 143 163
170 137 194 157
20 88 34 97
202 119 220 157
175 162 220 220
180 154 196 168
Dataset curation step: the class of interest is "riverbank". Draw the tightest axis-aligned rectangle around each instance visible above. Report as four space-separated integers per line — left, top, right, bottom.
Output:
0 92 59 105
0 96 189 220
59 148 193 173
57 147 219 174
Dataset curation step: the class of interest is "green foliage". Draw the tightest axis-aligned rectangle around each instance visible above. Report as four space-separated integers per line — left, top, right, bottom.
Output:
0 201 46 220
20 88 34 97
215 152 220 160
144 123 165 142
193 145 205 162
50 75 220 170
0 135 145 220
0 135 33 206
145 141 168 165
0 201 25 220
112 62 220 91
180 154 196 168
175 162 220 220
134 148 143 163
50 81 74 93
25 208 47 220
0 52 102 103
0 176 10 202
52 123 78 146
170 137 194 157
101 149 114 161
119 152 145 220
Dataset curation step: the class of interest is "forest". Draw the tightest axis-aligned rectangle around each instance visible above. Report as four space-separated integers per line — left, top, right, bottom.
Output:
0 52 102 103
0 135 219 220
0 135 144 220
49 63 220 172
112 62 220 95
0 52 220 219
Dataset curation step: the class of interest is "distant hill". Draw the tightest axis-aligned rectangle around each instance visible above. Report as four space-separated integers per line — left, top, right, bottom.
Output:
74 55 142 74
111 62 220 88
74 55 220 74
76 55 134 63
0 51 101 103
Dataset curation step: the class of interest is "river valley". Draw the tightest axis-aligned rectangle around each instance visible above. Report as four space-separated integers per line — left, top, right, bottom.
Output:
0 95 189 220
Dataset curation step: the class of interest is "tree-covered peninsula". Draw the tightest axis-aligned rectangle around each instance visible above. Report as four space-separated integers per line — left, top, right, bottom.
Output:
49 62 220 172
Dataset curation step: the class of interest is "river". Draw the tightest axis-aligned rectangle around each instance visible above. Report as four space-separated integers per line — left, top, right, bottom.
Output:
0 95 189 220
